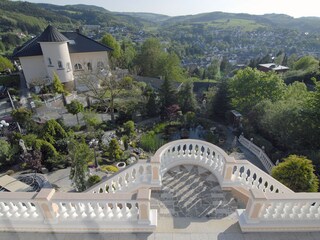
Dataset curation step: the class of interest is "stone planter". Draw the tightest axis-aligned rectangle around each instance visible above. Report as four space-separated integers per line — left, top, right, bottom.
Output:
116 162 126 169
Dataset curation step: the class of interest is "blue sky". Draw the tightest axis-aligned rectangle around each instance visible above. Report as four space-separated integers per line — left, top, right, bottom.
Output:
22 0 320 18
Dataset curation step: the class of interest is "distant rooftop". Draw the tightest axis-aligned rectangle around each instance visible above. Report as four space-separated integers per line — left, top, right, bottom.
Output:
258 63 289 71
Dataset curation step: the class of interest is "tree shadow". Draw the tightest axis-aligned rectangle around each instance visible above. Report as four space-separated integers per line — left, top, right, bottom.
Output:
151 164 243 229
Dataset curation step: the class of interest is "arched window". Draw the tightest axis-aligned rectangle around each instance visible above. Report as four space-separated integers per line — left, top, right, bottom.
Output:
87 62 92 71
97 61 104 70
74 63 83 71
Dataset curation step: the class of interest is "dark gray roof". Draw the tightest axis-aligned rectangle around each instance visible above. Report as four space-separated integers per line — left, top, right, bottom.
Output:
38 25 69 42
13 26 112 58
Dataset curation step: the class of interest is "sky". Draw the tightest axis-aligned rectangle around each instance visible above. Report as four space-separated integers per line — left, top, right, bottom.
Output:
22 0 320 18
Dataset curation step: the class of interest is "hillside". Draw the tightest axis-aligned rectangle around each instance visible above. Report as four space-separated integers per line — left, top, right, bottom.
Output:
2 1 320 64
0 0 75 33
160 11 320 32
37 3 152 29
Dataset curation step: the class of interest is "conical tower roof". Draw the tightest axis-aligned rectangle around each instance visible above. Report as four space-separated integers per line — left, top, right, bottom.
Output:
37 25 69 42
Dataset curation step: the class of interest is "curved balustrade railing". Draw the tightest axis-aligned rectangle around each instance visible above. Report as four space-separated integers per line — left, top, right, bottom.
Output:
152 139 291 194
153 139 229 185
86 162 160 194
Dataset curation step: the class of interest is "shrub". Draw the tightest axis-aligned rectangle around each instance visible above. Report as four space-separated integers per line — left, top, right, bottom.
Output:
123 120 135 138
140 131 165 152
87 175 102 187
122 135 129 150
272 155 319 192
100 165 119 173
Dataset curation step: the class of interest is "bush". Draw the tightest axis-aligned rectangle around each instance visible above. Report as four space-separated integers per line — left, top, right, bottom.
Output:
272 155 319 192
87 175 102 187
100 165 119 173
153 122 168 134
204 131 219 144
0 75 20 87
122 135 129 150
140 131 165 152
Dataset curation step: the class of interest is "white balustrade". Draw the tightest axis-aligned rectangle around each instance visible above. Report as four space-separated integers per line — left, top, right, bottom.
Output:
238 189 320 232
238 135 275 173
0 192 43 221
2 139 320 233
154 139 229 185
52 193 139 222
230 162 293 194
0 188 156 232
87 162 158 194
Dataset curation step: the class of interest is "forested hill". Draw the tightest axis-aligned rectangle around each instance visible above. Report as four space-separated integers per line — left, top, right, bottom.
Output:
160 12 320 32
2 0 320 35
3 0 320 57
0 0 151 35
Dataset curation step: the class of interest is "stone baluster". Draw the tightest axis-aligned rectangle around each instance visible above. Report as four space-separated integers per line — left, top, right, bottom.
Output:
114 202 122 219
103 203 113 219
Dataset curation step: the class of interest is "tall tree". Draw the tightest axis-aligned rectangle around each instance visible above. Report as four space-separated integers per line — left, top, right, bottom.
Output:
257 82 311 149
79 71 133 122
272 155 319 192
207 58 221 80
146 89 158 117
66 99 84 125
159 52 184 81
101 33 121 67
136 38 163 77
159 77 177 115
178 80 197 113
69 139 93 192
119 39 136 70
229 67 285 114
210 78 230 121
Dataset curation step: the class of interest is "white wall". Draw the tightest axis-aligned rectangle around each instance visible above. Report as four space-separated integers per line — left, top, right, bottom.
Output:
40 42 74 83
19 56 47 88
70 51 109 73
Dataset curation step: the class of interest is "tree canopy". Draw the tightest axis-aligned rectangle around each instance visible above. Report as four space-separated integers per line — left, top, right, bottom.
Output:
271 155 319 192
101 33 121 65
229 67 285 114
0 56 14 72
66 100 84 125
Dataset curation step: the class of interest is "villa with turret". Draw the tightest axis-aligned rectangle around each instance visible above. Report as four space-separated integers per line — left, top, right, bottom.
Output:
13 25 112 91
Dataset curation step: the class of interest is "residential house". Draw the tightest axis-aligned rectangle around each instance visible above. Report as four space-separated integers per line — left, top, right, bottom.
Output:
13 25 112 91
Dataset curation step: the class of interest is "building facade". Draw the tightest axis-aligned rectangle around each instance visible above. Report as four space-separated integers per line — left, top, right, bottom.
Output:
13 25 112 91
